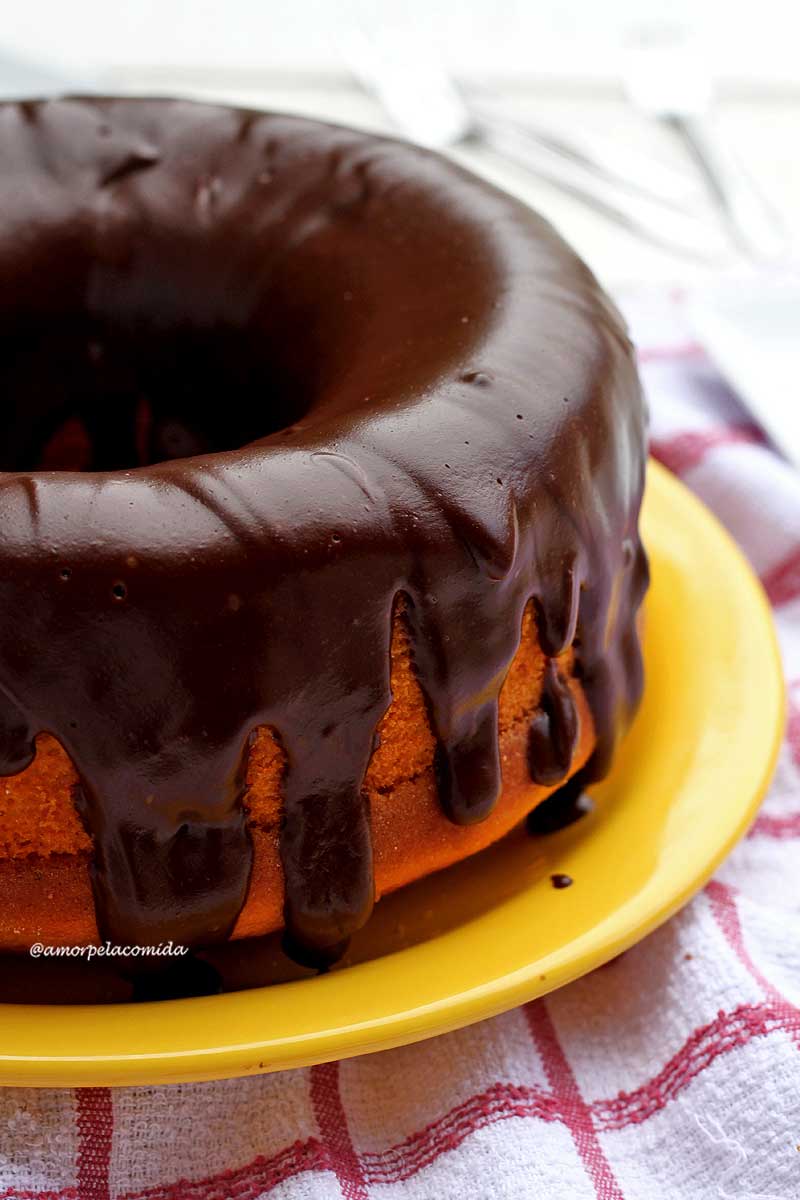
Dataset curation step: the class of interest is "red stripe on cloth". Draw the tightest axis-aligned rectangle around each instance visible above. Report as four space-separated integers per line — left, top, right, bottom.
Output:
787 683 800 766
750 810 800 839
762 545 800 608
637 341 706 364
706 881 795 1011
591 1001 800 1130
122 1140 327 1200
526 1001 624 1200
0 1190 78 1200
75 1089 113 1200
361 1079 560 1185
54 1001 800 1200
750 682 800 837
650 422 765 476
310 1062 368 1200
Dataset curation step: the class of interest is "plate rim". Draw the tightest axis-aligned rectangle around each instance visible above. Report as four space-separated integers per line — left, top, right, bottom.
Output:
0 459 785 1087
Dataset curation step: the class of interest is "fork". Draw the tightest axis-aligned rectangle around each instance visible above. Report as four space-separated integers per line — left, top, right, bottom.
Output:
622 26 791 262
339 23 732 263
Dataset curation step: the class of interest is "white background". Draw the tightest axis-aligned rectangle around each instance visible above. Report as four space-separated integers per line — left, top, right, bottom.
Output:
1 0 798 293
2 0 799 87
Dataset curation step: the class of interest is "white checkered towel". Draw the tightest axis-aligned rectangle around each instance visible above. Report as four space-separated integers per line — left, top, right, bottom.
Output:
2 292 799 1200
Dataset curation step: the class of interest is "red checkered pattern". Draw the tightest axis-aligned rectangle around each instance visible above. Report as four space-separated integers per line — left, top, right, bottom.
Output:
2 292 799 1199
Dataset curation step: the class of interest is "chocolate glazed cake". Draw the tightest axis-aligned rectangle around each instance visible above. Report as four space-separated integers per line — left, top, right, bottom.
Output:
0 97 648 970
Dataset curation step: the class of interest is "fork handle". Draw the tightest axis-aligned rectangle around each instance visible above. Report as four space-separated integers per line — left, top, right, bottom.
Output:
667 114 789 262
474 116 727 263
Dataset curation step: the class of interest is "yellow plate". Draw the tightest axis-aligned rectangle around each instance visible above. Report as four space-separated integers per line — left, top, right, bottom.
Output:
0 460 784 1087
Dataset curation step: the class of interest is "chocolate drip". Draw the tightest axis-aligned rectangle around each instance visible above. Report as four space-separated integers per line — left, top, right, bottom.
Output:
72 743 252 948
526 771 593 835
433 701 503 825
0 98 648 964
276 611 392 962
535 565 581 658
527 660 580 786
577 527 649 784
280 781 373 968
0 693 35 776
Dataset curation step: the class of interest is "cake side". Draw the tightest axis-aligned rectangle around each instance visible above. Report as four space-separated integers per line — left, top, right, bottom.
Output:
0 605 596 950
0 97 647 964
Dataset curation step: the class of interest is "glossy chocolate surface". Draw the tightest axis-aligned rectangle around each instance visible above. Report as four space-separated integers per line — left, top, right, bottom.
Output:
0 97 648 964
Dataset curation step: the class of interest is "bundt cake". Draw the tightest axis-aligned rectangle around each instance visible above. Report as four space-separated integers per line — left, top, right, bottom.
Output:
0 97 648 969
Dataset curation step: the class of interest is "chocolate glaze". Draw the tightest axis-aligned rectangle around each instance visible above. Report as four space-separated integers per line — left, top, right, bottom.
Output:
0 98 648 964
526 771 594 834
130 955 223 1002
527 659 580 786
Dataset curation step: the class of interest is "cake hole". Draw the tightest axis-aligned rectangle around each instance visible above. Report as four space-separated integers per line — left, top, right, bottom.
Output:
111 581 127 601
0 319 318 472
0 146 494 474
59 566 72 581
